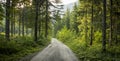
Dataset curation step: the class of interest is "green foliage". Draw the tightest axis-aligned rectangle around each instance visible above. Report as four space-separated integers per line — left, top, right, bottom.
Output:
37 35 50 46
94 31 102 43
13 37 38 47
56 26 120 61
0 36 49 61
0 40 21 55
56 27 76 43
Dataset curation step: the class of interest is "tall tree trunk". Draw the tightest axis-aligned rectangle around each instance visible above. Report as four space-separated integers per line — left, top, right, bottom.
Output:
13 21 15 35
10 18 13 37
102 0 107 52
109 0 113 46
5 0 10 41
115 1 119 44
34 0 39 41
18 12 21 36
26 27 28 36
85 8 88 46
115 23 118 44
40 6 43 36
22 8 25 36
38 6 41 37
11 2 15 37
38 19 41 36
90 0 93 45
13 8 15 36
45 0 48 37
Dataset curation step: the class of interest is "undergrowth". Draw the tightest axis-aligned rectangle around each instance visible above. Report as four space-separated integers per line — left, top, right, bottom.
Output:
57 27 120 61
0 35 50 61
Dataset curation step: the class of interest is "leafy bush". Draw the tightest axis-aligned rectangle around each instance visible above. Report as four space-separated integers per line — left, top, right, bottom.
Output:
94 31 102 43
56 26 76 43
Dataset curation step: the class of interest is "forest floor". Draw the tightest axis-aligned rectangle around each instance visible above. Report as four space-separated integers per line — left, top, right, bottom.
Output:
20 38 79 61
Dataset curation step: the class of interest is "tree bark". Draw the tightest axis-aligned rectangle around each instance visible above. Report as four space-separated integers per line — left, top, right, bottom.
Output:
102 0 107 52
109 0 113 46
5 0 10 41
90 0 93 45
85 8 88 46
45 0 48 37
18 12 21 36
115 1 119 44
22 8 25 36
34 0 39 41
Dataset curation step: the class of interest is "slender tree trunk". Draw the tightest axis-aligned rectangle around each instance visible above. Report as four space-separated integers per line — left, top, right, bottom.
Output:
38 19 41 36
25 27 28 36
45 0 48 37
10 1 14 37
22 8 25 36
102 0 107 52
5 0 10 41
18 12 21 36
38 7 41 37
109 0 113 46
85 8 88 46
13 9 16 36
38 6 41 37
34 0 39 41
115 23 118 44
40 7 43 36
10 18 13 37
90 0 93 45
13 21 15 35
115 1 119 44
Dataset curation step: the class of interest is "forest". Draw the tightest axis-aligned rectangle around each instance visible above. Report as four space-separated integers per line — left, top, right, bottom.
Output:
0 0 120 61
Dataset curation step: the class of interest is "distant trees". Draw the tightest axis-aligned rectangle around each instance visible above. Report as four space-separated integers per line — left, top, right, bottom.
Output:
0 0 51 42
65 9 70 29
71 3 79 33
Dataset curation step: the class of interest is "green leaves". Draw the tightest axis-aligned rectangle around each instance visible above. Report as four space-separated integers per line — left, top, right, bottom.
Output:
57 26 76 43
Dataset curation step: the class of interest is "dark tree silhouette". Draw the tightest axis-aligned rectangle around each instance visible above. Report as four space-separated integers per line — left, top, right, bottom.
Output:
5 0 10 41
90 0 93 45
109 0 113 46
34 0 39 41
45 0 48 37
102 0 107 52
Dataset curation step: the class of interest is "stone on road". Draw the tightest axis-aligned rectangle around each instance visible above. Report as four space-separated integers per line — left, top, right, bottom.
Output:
31 38 79 61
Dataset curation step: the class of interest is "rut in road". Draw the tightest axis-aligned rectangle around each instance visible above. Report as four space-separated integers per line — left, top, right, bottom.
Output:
31 38 79 61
